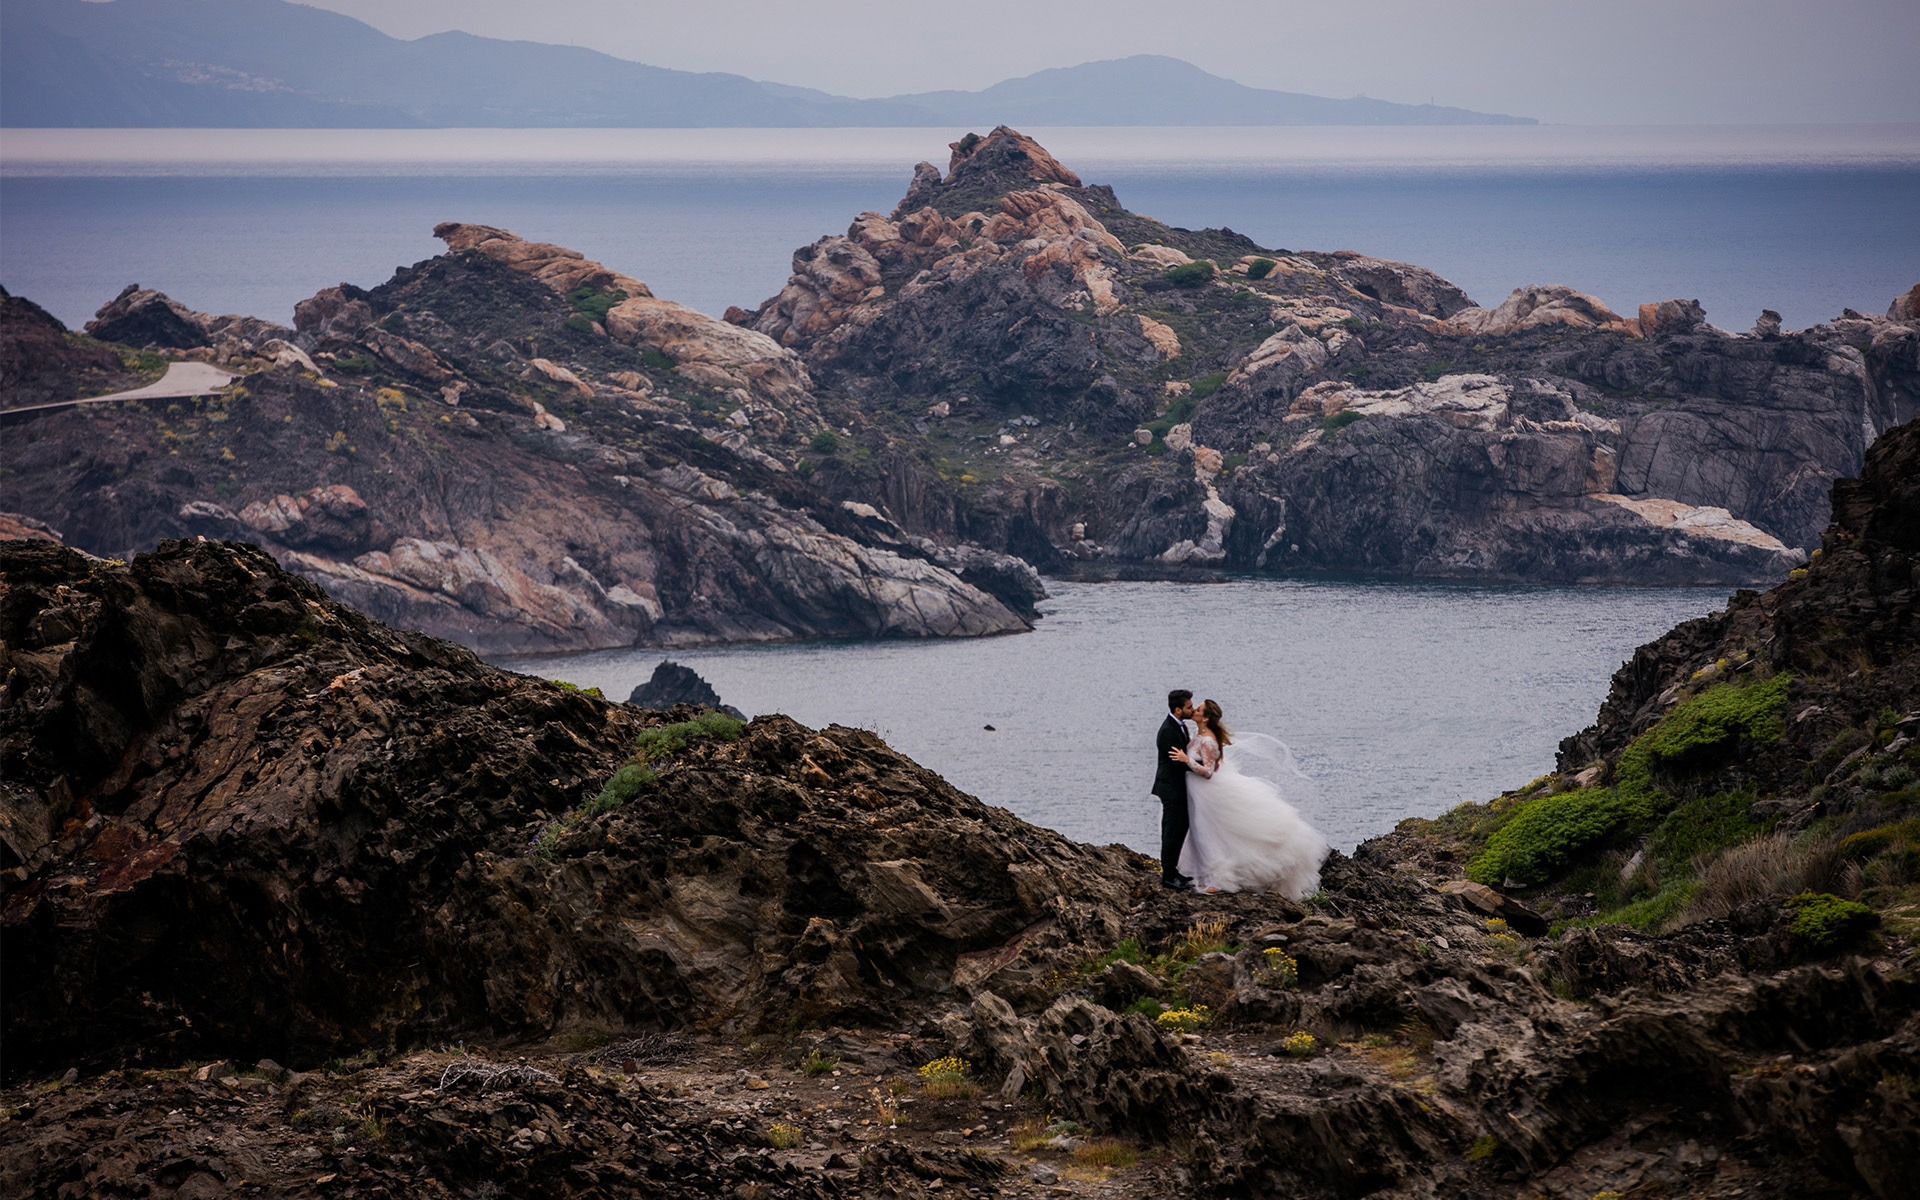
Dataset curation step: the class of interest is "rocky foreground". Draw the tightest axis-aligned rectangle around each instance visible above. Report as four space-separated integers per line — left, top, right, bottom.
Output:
6 129 1919 653
5 419 1920 1199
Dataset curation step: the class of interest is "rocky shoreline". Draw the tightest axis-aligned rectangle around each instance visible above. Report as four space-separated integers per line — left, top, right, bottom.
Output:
5 129 1917 654
4 411 1917 1197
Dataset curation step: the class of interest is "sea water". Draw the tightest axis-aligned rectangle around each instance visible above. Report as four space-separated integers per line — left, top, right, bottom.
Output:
2 124 1917 332
499 578 1726 855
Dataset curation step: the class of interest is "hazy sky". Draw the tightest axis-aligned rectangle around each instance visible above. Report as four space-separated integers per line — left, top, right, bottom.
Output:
291 0 1920 125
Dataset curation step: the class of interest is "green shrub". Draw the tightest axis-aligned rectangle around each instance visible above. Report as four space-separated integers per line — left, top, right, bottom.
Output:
566 285 628 323
1163 261 1215 288
331 354 372 375
810 430 841 454
1318 409 1365 443
1468 787 1650 886
1464 1135 1498 1161
1581 881 1698 932
640 348 674 371
1840 818 1920 860
1189 372 1229 401
1616 674 1792 796
1245 257 1277 281
1650 791 1771 872
583 762 654 816
633 711 745 764
1123 996 1166 1019
1785 891 1877 949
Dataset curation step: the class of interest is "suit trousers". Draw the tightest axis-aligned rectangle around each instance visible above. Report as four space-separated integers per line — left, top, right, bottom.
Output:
1158 792 1189 882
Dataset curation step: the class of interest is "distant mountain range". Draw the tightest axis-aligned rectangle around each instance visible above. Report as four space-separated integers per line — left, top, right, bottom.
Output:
1 0 1536 128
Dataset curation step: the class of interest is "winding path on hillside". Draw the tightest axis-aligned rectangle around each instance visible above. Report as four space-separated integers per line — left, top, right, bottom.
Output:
1 362 237 417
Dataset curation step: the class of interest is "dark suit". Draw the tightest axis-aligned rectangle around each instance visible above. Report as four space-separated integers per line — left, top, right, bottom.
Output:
1151 714 1192 883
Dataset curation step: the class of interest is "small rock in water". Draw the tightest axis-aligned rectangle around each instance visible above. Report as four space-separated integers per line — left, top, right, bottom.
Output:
983 724 996 731
626 661 745 718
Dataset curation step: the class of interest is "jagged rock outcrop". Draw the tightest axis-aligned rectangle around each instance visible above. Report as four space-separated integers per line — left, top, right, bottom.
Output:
432 221 820 417
0 538 1131 1073
3 237 1032 652
1 286 126 407
730 129 1920 587
86 283 294 359
626 660 744 719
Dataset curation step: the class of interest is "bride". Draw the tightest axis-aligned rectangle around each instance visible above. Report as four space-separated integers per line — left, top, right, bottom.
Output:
1170 699 1330 898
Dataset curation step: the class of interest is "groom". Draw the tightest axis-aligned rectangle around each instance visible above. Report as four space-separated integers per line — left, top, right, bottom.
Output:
1153 689 1197 891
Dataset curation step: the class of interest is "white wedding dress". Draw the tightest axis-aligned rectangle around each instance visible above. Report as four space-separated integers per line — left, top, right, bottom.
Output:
1177 732 1330 898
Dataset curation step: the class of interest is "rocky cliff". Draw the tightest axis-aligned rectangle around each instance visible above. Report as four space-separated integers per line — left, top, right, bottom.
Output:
736 128 1920 586
5 493 1918 1197
0 229 1036 653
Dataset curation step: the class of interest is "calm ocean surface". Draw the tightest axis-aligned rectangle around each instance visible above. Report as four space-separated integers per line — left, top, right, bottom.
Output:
499 579 1727 855
2 125 1917 332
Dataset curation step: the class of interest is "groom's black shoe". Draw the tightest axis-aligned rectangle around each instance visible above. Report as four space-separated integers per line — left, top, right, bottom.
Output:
1162 877 1195 891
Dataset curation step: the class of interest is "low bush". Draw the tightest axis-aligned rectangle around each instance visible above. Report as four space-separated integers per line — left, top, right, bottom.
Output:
810 430 841 454
1649 790 1770 872
1615 673 1792 795
1245 257 1277 281
1786 891 1877 949
1256 947 1298 989
766 1122 801 1149
1155 1006 1210 1033
1163 261 1215 288
533 713 746 859
917 1056 975 1100
1468 787 1647 886
1280 1031 1317 1058
1319 410 1364 438
801 1051 837 1076
566 285 628 324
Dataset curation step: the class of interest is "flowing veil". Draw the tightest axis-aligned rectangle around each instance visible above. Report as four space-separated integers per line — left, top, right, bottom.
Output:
1181 729 1329 897
1219 732 1318 802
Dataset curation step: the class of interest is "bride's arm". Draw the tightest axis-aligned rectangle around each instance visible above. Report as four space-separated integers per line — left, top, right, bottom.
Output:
1188 741 1219 779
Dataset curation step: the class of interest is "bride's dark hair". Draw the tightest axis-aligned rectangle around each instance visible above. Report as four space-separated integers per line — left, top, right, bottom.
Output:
1200 699 1232 746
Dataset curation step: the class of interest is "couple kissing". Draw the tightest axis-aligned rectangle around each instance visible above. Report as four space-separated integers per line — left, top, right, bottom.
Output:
1152 689 1330 898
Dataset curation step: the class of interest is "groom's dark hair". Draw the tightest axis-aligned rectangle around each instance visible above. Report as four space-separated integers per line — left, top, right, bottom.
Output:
1167 689 1192 710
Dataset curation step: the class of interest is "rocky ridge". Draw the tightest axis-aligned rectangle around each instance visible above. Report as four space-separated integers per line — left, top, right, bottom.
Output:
5 483 1919 1196
0 232 1036 653
732 129 1920 586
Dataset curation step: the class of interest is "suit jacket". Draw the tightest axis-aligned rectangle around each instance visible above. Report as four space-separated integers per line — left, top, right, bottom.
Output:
1152 714 1191 803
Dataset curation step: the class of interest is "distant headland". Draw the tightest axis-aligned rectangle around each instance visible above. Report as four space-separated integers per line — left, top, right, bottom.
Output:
0 0 1536 129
